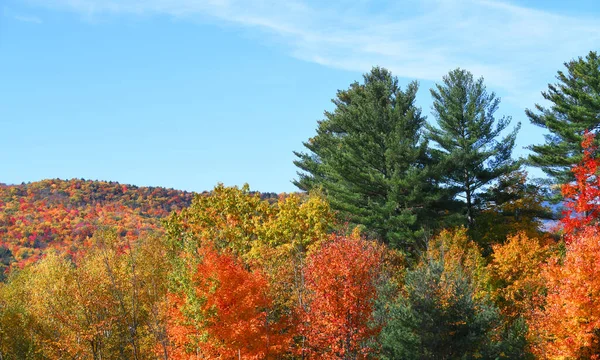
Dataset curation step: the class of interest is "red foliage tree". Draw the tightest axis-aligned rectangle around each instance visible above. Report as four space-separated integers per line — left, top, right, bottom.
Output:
300 234 385 359
529 137 600 357
166 245 290 359
561 131 600 238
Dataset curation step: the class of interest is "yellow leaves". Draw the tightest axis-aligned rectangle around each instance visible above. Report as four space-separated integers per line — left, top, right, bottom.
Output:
257 192 333 256
169 183 269 257
0 231 171 359
425 227 489 297
488 232 552 320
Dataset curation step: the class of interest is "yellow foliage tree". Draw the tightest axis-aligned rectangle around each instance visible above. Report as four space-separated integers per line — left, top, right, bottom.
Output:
0 230 170 359
425 227 490 297
488 232 552 321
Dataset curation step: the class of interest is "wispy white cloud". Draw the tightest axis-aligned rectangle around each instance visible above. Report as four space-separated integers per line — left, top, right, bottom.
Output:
4 7 43 24
22 0 600 105
14 14 42 23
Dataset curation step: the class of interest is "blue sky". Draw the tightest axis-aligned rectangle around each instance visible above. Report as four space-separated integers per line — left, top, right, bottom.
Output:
1 0 599 193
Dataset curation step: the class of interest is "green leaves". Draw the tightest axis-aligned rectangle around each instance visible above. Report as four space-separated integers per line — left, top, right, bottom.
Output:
379 229 513 360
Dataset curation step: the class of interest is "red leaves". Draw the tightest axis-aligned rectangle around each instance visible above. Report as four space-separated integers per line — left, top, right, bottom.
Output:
527 139 600 356
167 232 387 359
0 179 193 266
299 234 384 359
561 132 600 238
166 245 290 359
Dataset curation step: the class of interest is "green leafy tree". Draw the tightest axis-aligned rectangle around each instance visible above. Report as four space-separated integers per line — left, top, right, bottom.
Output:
0 247 14 282
427 68 520 227
527 51 600 184
294 67 443 251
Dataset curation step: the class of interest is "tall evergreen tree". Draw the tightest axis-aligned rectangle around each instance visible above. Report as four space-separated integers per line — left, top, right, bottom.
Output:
427 68 520 227
293 67 442 252
527 51 600 184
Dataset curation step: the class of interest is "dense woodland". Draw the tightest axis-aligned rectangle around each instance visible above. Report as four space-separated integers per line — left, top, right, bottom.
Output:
1 51 600 359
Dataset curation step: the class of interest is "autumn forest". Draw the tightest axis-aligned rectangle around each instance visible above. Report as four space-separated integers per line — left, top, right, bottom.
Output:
2 51 600 359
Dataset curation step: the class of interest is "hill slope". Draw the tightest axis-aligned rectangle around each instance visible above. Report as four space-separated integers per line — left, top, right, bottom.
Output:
0 179 195 267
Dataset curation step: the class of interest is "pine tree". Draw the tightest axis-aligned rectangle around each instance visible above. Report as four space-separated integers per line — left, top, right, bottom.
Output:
293 67 443 251
379 259 501 359
378 229 529 359
427 68 520 227
527 51 600 184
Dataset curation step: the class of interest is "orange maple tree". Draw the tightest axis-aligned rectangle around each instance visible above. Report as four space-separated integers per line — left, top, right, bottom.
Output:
526 134 600 358
166 245 290 359
561 131 600 238
299 234 385 359
528 227 600 358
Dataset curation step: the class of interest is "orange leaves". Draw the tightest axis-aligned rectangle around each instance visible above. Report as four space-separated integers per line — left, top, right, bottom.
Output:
167 245 289 359
525 132 600 357
528 228 600 358
561 131 600 238
300 234 385 359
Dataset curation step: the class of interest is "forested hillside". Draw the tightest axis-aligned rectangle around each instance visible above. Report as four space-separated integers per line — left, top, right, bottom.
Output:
0 179 194 268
